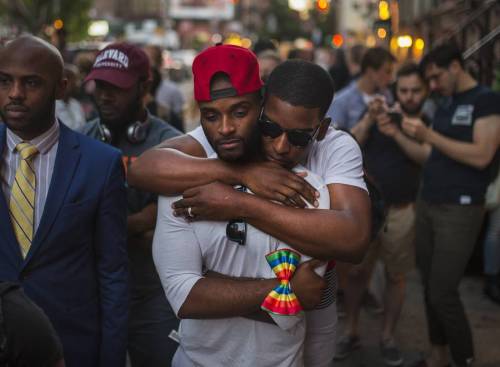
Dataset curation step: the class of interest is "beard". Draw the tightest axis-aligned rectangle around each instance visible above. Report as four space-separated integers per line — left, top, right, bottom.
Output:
211 124 262 163
400 100 425 116
100 96 142 133
1 88 56 133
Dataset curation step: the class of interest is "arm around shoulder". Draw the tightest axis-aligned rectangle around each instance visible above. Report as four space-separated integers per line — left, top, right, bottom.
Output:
235 133 371 262
128 134 242 195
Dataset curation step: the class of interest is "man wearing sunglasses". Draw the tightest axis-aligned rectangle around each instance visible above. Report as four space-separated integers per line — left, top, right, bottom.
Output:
130 46 371 366
258 108 321 148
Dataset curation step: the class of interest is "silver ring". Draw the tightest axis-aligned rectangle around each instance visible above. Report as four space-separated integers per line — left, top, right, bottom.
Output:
187 207 194 218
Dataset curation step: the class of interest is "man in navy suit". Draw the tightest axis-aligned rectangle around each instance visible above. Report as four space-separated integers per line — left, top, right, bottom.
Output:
0 36 128 367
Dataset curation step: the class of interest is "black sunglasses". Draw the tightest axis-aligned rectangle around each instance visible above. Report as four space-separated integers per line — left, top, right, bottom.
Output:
226 185 247 245
258 107 321 148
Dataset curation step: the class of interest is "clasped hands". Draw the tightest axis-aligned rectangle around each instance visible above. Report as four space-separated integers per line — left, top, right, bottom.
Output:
172 161 320 221
369 98 429 142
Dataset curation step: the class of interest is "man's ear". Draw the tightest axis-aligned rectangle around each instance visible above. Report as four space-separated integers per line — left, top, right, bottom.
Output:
449 60 462 75
316 117 331 141
140 79 152 98
55 78 68 100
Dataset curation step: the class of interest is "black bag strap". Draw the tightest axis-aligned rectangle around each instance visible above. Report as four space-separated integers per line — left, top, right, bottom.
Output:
363 171 387 241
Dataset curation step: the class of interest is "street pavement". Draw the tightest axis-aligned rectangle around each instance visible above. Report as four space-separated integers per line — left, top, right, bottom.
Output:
334 270 500 367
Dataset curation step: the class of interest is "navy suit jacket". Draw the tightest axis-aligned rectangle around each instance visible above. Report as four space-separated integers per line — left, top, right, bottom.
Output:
0 123 129 367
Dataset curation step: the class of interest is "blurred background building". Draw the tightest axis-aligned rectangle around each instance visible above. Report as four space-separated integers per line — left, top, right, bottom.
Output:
0 0 498 84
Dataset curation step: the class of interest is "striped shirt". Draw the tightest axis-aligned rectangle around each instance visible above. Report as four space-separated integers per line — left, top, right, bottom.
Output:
316 267 337 309
1 121 60 233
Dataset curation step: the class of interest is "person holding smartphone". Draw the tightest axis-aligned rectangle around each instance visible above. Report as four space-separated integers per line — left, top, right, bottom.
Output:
332 61 429 367
376 62 432 164
396 44 500 367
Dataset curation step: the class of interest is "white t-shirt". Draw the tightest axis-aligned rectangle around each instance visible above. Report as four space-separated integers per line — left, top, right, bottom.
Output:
153 167 329 367
188 125 367 191
156 127 366 366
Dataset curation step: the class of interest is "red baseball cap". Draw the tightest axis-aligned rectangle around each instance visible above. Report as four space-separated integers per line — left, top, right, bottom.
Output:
85 43 150 89
192 44 263 102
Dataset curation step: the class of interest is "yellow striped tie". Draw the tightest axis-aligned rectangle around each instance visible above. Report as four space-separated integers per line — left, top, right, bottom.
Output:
9 142 39 258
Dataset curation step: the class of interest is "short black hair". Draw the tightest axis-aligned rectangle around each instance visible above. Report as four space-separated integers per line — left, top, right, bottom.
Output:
349 44 367 66
360 47 395 74
420 42 464 73
253 38 277 55
396 61 424 82
265 59 334 117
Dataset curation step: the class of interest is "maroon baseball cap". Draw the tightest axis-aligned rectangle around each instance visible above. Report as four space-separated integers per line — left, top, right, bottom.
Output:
85 43 150 89
192 44 263 102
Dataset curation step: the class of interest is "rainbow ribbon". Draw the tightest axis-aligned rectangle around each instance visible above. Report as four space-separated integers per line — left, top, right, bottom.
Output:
261 249 303 315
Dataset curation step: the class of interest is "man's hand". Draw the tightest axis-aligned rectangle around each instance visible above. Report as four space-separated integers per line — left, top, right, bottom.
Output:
352 96 387 145
172 181 244 221
240 161 319 208
402 116 430 142
367 95 387 121
127 203 157 237
291 259 327 310
376 113 401 138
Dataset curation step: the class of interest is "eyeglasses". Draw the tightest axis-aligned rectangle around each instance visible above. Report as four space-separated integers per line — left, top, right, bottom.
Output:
226 185 247 245
258 107 321 148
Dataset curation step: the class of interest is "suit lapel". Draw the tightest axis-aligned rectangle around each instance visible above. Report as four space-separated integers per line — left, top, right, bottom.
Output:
23 124 81 267
0 125 24 265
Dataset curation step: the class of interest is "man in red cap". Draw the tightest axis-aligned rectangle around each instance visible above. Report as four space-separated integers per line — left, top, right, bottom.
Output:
129 44 371 366
81 43 181 367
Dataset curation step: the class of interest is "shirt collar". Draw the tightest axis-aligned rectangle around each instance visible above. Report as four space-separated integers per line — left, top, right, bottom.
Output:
6 119 60 155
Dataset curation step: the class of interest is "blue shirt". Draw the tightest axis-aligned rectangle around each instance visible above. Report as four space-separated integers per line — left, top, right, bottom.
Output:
326 80 393 130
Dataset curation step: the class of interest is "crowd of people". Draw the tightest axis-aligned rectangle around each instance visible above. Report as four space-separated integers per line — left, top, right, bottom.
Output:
0 32 498 367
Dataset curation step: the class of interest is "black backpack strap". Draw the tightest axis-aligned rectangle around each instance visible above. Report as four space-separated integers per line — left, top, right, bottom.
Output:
363 171 388 241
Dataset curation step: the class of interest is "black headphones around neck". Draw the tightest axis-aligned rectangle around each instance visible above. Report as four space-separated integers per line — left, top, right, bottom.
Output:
97 119 150 145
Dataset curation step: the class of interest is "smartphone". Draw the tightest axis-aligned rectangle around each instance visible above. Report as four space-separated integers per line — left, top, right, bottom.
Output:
387 111 403 125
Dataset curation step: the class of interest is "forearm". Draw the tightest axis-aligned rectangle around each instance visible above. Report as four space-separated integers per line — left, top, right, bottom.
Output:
238 194 370 262
394 131 431 165
127 203 157 236
129 148 240 195
426 130 492 169
178 277 279 319
350 115 373 146
204 271 275 323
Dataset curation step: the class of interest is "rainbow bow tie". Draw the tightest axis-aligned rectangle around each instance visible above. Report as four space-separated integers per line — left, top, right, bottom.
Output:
261 249 303 315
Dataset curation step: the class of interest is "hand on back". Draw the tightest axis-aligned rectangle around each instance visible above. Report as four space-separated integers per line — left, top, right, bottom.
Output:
240 161 319 208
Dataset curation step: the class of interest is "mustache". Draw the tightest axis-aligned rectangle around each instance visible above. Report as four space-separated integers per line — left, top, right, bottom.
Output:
216 137 242 145
5 102 29 112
